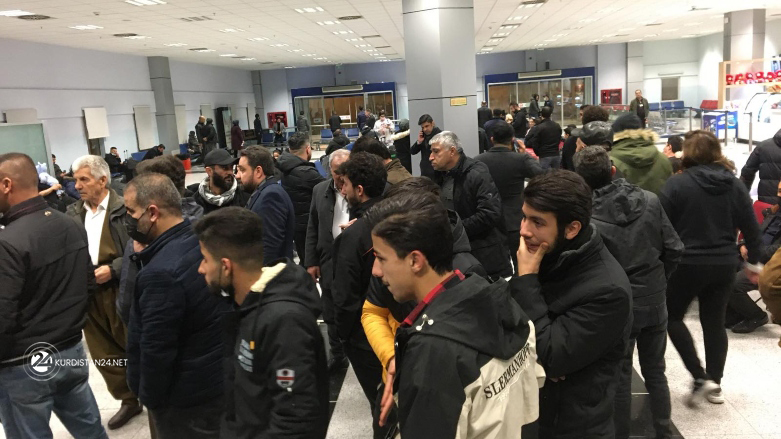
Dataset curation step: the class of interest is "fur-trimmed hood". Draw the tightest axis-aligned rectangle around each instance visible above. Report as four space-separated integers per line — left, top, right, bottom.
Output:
612 128 659 144
390 130 410 142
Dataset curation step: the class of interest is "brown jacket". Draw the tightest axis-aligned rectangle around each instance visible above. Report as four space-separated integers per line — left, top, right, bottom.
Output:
758 247 781 346
385 158 412 185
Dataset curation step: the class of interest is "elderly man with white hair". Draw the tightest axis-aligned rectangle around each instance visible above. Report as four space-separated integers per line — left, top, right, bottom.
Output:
66 155 142 430
429 131 512 280
306 148 351 371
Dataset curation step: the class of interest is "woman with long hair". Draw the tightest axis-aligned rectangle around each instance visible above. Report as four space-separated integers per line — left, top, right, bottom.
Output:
659 130 762 407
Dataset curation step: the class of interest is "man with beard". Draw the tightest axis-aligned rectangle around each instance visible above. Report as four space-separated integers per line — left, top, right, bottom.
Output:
510 170 632 438
410 114 442 178
236 146 295 265
331 152 389 437
188 150 250 214
195 207 329 439
124 174 229 438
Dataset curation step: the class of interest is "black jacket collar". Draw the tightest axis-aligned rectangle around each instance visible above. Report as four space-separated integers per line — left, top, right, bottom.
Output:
350 196 382 220
1 196 47 226
136 220 191 266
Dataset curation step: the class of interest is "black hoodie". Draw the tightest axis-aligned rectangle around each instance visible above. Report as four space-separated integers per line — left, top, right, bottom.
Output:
661 163 761 265
275 152 326 234
740 128 781 204
395 274 542 438
223 259 329 439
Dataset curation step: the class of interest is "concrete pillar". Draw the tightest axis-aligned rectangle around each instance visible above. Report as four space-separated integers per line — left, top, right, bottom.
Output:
724 9 765 101
402 0 479 172
252 71 265 129
147 56 179 153
626 42 644 104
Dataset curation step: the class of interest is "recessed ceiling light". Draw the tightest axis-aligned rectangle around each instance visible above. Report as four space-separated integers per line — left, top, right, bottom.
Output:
534 43 548 46
544 38 557 42
295 7 324 13
589 39 603 42
663 28 679 32
499 24 519 30
354 44 371 48
494 32 511 37
219 28 244 33
629 38 643 42
247 37 269 41
0 10 33 17
487 38 504 44
481 47 494 51
508 15 529 21
316 20 340 25
287 49 303 52
682 34 696 38
284 66 295 69
220 53 237 57
518 1 544 9
189 48 215 52
345 38 363 42
314 57 327 60
566 26 583 30
164 43 187 47
125 35 150 39
333 30 354 35
69 25 103 30
269 43 289 47
125 0 166 5
302 54 315 57
240 57 256 61
369 53 382 56
363 49 377 52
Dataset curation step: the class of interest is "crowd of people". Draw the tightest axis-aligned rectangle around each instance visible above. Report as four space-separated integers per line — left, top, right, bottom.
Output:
2 93 781 439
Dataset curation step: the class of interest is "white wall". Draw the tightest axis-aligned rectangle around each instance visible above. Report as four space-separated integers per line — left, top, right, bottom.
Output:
698 33 724 102
597 44 628 103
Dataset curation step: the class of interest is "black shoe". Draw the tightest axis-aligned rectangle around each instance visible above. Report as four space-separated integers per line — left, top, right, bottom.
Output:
732 314 769 333
328 355 349 372
107 400 143 430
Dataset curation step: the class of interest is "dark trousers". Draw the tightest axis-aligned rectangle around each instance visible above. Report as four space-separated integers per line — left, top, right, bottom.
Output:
321 288 344 360
539 155 561 171
666 264 735 383
342 343 390 439
615 321 671 439
149 399 222 439
274 134 284 145
508 230 520 275
294 230 307 267
726 270 766 322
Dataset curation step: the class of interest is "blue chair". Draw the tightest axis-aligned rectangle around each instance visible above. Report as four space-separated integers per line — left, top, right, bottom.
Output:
672 101 685 109
131 151 147 162
661 101 673 110
261 132 275 146
314 159 327 177
649 102 660 112
320 129 334 141
345 128 359 139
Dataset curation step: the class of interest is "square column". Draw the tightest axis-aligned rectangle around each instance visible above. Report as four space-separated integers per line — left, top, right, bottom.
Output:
724 9 765 101
148 56 179 153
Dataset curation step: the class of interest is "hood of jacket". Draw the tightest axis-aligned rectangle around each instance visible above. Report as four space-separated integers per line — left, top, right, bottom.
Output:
243 259 322 318
276 151 313 174
391 130 410 142
685 163 736 195
612 129 661 169
449 209 472 254
397 119 410 132
592 178 647 226
415 275 530 360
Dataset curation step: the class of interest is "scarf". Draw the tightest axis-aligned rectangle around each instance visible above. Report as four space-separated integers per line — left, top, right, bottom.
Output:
198 176 237 206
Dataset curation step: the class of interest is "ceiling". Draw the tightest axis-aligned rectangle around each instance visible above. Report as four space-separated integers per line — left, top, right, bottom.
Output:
0 0 779 70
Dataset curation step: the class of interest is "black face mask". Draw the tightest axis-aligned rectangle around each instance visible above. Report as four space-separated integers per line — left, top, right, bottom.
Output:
125 208 154 245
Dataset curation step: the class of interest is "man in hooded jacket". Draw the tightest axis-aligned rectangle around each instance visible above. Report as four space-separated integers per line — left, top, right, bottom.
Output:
610 113 672 194
740 128 781 204
574 146 684 439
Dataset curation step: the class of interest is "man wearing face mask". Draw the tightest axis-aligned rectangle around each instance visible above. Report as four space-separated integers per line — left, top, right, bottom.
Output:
124 173 229 438
194 207 329 439
188 150 250 214
66 155 141 430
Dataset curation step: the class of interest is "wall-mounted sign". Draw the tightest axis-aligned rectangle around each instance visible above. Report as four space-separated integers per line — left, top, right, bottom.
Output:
450 97 467 106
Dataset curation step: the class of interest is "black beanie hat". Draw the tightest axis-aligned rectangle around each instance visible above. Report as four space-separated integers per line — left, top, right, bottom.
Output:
612 113 642 133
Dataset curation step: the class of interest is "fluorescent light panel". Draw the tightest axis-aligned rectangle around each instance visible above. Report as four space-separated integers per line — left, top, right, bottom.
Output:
333 30 353 34
125 0 166 5
316 20 340 25
0 10 33 16
295 7 324 13
220 53 237 57
240 57 255 61
508 15 529 21
269 43 289 47
247 37 269 41
164 43 187 47
70 25 103 30
124 35 150 39
219 28 244 32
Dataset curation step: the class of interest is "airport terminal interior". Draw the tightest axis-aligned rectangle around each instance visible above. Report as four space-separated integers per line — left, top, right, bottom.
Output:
2 0 781 438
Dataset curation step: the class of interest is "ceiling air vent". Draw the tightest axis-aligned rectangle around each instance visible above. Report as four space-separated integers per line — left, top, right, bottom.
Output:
375 45 391 48
18 14 52 20
338 15 363 20
645 23 662 26
180 16 213 22
260 62 274 65
520 0 547 4
114 33 138 37
362 35 381 39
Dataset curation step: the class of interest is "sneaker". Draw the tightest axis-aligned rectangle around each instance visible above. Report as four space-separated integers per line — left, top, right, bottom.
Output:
731 315 769 333
707 387 725 404
686 379 719 408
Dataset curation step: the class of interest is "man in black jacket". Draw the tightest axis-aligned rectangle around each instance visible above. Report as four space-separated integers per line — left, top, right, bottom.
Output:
195 207 328 439
0 153 109 439
483 108 504 141
329 111 342 131
511 170 632 439
331 152 388 436
125 174 229 438
196 115 206 150
740 128 781 204
366 191 542 437
410 114 442 179
105 147 126 175
365 109 377 134
326 128 350 155
526 106 563 170
253 113 262 139
561 105 610 171
203 118 218 155
305 149 351 370
143 144 165 161
476 121 544 274
188 149 250 215
511 102 529 139
277 133 325 266
430 131 512 280
477 101 491 129
574 146 684 439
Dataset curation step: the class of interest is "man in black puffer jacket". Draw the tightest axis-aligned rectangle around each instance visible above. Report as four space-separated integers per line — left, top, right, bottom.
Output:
575 146 684 439
125 174 230 437
430 131 512 280
740 128 781 204
276 132 325 265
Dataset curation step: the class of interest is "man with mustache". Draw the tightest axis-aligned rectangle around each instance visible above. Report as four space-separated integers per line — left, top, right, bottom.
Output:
188 149 250 215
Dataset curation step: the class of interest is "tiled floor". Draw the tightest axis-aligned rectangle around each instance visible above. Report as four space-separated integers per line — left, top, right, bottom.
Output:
5 142 781 438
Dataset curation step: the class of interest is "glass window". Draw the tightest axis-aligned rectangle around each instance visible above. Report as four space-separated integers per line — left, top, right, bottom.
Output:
488 84 514 113
661 77 679 101
517 82 539 111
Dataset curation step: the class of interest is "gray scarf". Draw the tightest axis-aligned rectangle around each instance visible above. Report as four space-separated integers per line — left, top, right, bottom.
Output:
198 176 237 206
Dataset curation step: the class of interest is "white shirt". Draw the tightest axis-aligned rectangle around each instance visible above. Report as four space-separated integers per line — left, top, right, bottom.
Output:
84 192 110 266
332 184 350 239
